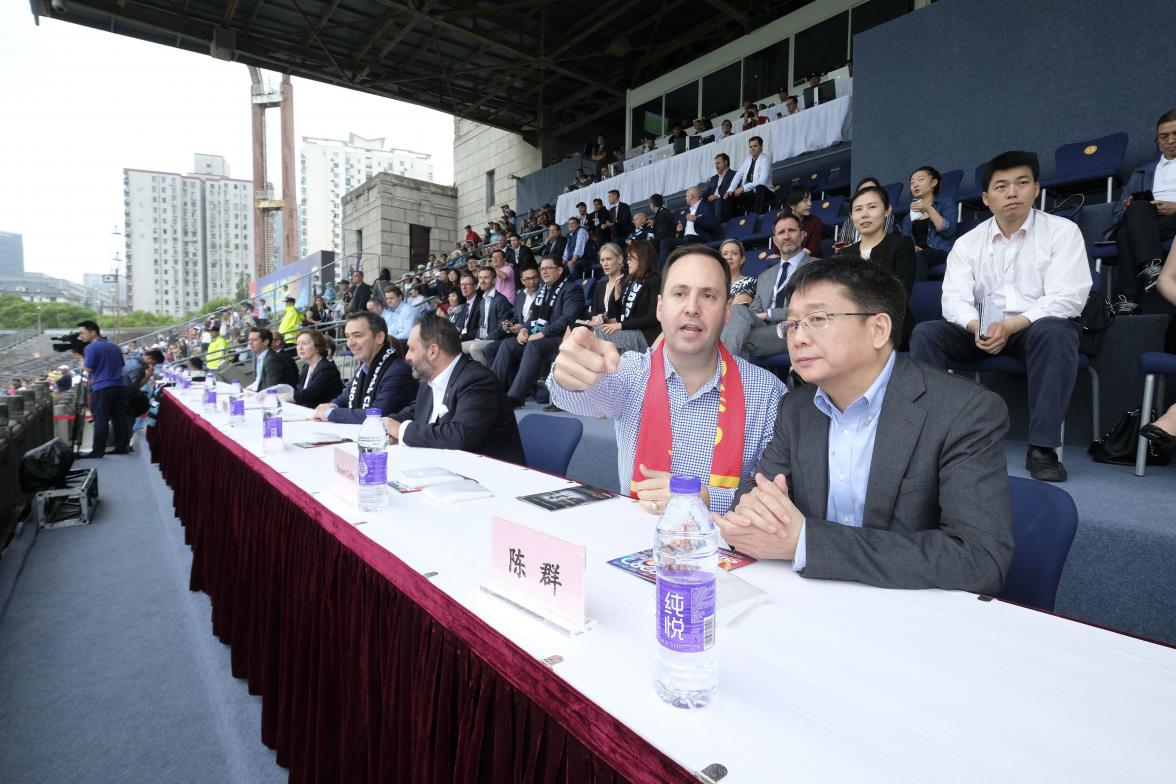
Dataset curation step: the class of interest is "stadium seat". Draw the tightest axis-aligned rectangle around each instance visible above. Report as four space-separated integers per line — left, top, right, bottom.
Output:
955 163 994 219
908 281 943 324
999 477 1078 612
1040 132 1128 207
750 352 791 379
518 414 583 477
882 182 902 209
810 195 844 235
743 249 777 278
937 168 965 207
802 168 829 194
823 166 850 196
1135 352 1176 477
579 277 596 304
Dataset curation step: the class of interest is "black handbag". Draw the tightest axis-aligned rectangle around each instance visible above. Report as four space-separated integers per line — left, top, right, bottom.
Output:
1078 292 1115 355
1088 408 1169 466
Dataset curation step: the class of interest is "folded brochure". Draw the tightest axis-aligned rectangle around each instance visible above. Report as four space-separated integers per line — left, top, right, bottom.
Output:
608 547 755 583
517 484 613 510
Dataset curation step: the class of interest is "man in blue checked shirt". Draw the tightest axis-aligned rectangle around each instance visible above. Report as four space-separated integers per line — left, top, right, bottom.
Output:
549 244 786 515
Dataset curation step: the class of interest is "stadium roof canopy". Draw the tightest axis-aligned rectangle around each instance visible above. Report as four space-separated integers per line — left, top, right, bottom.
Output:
32 0 809 145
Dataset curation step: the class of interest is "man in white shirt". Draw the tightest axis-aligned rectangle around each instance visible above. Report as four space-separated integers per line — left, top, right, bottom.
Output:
728 135 774 216
910 150 1092 483
460 267 512 365
1112 108 1176 313
383 314 524 464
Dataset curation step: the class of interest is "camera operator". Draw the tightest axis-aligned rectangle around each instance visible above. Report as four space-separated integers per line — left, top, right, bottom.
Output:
76 320 131 458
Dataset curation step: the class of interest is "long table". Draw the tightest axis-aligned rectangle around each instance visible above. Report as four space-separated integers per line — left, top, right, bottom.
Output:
152 386 1176 783
556 96 853 224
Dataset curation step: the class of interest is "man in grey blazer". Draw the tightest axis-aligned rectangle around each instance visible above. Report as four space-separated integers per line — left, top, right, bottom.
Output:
717 256 1013 594
721 213 812 359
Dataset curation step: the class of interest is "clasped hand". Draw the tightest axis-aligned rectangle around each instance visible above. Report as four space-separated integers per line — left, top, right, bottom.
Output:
713 473 802 560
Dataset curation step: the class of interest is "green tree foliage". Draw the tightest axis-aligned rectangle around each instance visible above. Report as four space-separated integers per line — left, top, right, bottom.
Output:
0 295 97 329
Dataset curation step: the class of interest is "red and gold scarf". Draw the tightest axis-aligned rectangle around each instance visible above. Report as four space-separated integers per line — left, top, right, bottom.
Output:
630 344 746 496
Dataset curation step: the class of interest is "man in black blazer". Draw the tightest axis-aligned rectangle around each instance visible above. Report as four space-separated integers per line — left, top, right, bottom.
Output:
384 314 525 465
246 327 298 390
491 255 586 405
538 223 566 261
705 152 737 224
717 256 1013 594
674 186 719 245
599 189 633 242
649 192 676 267
508 233 536 273
348 269 372 315
459 267 514 365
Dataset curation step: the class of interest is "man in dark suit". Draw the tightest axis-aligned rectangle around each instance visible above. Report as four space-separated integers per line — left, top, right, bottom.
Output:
705 152 738 225
312 312 418 424
721 213 812 359
538 223 566 261
246 327 298 391
459 267 514 365
599 189 633 242
384 314 525 465
507 233 536 273
717 256 1014 594
674 186 719 245
348 269 372 315
649 192 676 267
492 255 586 406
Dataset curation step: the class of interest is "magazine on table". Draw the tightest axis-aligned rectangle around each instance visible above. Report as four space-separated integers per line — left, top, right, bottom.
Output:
517 484 614 511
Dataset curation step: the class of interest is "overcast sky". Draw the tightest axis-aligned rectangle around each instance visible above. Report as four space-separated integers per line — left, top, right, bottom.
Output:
0 4 455 286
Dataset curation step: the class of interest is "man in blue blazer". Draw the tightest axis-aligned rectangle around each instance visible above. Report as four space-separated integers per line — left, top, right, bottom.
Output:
384 314 525 465
311 311 418 424
675 185 719 244
491 255 586 406
704 152 737 224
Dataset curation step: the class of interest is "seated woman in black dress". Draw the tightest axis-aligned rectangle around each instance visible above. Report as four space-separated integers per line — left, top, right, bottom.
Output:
598 239 662 353
290 328 343 407
845 185 917 349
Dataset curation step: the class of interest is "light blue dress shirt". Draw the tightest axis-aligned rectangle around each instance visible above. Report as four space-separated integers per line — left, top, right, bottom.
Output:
794 350 897 572
384 302 420 340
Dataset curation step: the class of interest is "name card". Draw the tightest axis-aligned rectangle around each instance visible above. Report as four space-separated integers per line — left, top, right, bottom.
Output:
333 445 358 500
482 515 594 635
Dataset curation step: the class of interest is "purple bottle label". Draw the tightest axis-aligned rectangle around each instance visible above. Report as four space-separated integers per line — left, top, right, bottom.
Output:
656 575 716 653
203 390 217 405
358 451 387 485
263 417 282 439
229 399 245 417
180 378 191 389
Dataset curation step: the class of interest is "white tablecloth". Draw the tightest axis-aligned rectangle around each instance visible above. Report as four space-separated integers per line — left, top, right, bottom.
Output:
171 385 1176 783
557 96 851 223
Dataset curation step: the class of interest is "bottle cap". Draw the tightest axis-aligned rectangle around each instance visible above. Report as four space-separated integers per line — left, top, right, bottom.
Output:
365 408 381 416
669 475 701 495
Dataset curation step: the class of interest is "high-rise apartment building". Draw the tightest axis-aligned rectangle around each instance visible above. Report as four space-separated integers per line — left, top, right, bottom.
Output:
299 133 433 257
123 155 253 317
0 231 24 277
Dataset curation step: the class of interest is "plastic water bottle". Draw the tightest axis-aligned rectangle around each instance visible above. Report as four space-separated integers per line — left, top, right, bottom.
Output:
261 389 283 454
356 408 389 512
179 369 192 400
228 380 244 428
202 373 217 413
653 475 718 709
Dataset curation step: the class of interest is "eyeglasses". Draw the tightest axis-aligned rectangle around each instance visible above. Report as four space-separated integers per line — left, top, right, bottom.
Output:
777 310 879 338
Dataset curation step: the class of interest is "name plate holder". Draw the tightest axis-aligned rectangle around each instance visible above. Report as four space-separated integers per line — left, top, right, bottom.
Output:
332 445 358 502
481 515 595 636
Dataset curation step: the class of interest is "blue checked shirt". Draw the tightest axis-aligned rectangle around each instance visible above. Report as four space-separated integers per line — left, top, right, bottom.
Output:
794 350 896 572
548 346 786 514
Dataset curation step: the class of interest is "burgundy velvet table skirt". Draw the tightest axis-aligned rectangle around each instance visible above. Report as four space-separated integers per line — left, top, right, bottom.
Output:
151 395 693 784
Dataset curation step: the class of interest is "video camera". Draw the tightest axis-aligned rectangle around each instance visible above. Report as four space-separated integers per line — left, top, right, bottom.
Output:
52 331 86 355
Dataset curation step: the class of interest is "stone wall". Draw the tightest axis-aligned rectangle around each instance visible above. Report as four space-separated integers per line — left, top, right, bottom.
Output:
454 119 542 239
341 172 457 280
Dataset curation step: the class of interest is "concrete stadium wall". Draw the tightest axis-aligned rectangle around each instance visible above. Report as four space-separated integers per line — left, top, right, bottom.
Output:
852 0 1176 187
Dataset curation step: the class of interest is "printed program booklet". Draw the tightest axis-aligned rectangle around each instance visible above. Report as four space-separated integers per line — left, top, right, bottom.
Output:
517 485 614 511
607 547 756 584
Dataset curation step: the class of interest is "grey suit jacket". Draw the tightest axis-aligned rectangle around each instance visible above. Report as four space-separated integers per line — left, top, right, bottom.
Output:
751 252 813 323
735 355 1013 594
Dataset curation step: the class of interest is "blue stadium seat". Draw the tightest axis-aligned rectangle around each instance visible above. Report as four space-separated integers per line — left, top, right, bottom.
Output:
1134 352 1176 477
999 477 1078 612
1040 132 1128 206
882 182 903 209
810 195 844 235
908 281 943 324
743 249 778 278
750 352 791 378
802 168 829 194
954 163 993 217
823 166 851 196
518 414 583 477
937 168 964 207
579 277 596 304
745 211 783 246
